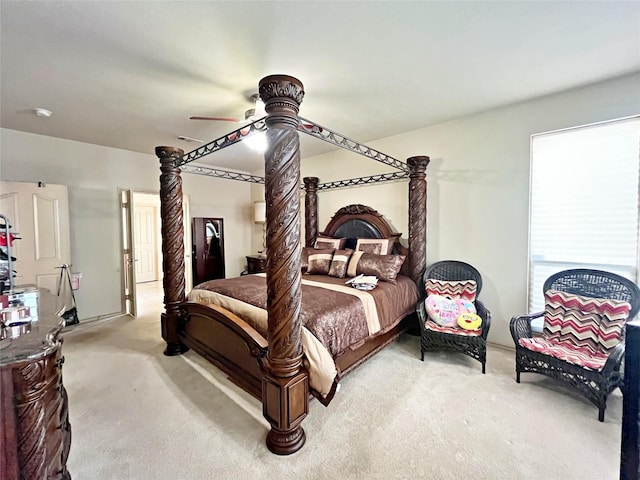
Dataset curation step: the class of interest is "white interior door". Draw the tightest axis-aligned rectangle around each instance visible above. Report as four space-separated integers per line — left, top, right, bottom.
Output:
134 204 158 283
121 191 191 316
0 181 71 294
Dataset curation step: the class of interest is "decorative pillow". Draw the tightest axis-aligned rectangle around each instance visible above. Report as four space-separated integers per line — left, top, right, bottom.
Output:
348 253 405 284
328 249 353 278
457 312 482 331
425 279 477 302
543 289 631 355
355 238 394 255
346 251 364 277
301 247 316 273
425 294 477 327
306 248 335 275
314 236 346 250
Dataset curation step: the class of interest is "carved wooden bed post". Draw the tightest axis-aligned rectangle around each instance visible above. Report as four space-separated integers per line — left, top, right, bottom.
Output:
407 156 430 284
259 74 308 455
156 146 188 356
303 176 319 247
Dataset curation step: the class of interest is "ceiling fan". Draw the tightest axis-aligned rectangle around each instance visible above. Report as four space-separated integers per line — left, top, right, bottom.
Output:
189 92 322 135
189 93 264 123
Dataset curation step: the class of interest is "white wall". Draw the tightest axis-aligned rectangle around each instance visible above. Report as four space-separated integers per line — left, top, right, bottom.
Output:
304 72 640 347
0 130 252 319
2 72 637 342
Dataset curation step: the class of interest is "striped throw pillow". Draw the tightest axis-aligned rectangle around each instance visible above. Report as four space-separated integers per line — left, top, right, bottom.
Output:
328 249 353 278
306 248 335 275
543 290 631 355
425 279 477 302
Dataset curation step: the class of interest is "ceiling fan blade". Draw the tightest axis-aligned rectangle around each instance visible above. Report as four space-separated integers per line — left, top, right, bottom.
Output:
189 116 239 122
298 123 322 133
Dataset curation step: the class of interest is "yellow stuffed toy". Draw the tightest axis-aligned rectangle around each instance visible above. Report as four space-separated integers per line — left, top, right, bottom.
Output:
457 312 482 331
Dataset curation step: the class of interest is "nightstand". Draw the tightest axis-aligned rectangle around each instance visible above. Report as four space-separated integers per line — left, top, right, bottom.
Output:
246 255 267 274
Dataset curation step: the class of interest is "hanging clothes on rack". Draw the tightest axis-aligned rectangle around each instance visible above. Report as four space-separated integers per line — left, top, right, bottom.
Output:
0 214 19 295
57 264 79 325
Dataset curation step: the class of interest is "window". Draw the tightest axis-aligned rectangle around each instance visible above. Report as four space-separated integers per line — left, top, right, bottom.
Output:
528 116 640 324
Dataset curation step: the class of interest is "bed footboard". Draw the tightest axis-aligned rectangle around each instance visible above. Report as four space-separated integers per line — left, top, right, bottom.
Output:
179 301 269 399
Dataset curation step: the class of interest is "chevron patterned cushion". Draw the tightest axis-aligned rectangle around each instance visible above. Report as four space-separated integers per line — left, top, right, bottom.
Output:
425 279 477 302
518 337 609 371
424 319 482 337
543 290 631 355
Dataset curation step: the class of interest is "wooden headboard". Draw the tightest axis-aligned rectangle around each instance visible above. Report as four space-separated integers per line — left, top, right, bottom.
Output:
320 204 409 274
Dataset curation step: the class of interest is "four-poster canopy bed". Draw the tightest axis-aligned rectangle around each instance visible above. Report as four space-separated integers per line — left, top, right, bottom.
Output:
155 74 430 455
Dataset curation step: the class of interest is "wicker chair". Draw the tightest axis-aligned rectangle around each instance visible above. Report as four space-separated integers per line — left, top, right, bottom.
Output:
510 268 640 422
417 260 492 373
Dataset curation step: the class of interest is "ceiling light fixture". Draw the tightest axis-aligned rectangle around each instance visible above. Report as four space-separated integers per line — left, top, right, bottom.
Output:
253 97 266 118
33 108 52 118
244 131 267 153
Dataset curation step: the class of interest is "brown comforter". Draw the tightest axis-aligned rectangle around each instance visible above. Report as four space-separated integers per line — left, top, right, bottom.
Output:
191 273 418 358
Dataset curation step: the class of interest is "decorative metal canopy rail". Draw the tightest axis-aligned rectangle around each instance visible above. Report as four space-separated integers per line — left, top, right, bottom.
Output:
316 171 409 190
179 165 409 191
179 165 265 184
176 119 267 168
176 116 408 176
297 117 408 173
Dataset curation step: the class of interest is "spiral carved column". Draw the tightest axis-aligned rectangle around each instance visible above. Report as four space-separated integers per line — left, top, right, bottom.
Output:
259 74 308 455
156 146 188 356
303 177 319 247
407 156 430 285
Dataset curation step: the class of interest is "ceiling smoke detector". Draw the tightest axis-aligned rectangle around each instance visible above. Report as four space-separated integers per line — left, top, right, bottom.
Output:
33 108 52 118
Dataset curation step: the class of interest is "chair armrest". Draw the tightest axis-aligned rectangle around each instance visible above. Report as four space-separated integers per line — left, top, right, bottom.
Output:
600 342 625 377
416 299 427 332
475 299 492 340
510 311 543 344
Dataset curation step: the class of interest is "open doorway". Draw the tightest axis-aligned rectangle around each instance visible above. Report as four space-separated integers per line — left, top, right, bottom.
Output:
119 189 191 317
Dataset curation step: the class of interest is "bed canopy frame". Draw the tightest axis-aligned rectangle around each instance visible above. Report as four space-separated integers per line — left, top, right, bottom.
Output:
155 74 429 455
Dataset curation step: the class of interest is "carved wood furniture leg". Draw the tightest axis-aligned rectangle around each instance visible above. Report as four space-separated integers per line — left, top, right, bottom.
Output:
407 156 430 284
156 146 189 356
303 176 319 247
259 75 308 455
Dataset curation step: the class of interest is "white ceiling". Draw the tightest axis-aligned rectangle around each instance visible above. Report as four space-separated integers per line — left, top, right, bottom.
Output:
1 1 639 173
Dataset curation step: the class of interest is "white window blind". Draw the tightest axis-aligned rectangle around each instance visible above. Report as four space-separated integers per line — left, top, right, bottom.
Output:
529 116 640 323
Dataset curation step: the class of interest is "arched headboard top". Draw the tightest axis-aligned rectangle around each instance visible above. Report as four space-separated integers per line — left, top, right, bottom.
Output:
320 204 406 257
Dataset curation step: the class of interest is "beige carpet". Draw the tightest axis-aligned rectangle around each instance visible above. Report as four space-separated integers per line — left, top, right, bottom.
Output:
62 295 622 479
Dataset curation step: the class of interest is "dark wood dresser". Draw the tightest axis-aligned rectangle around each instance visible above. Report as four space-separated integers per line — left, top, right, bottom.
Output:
0 290 72 480
246 255 267 274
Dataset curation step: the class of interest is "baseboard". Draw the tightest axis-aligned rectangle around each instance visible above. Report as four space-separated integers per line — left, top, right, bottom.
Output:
63 311 126 332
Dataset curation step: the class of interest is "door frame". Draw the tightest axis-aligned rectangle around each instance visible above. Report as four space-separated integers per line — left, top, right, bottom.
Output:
119 189 191 317
119 189 137 317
